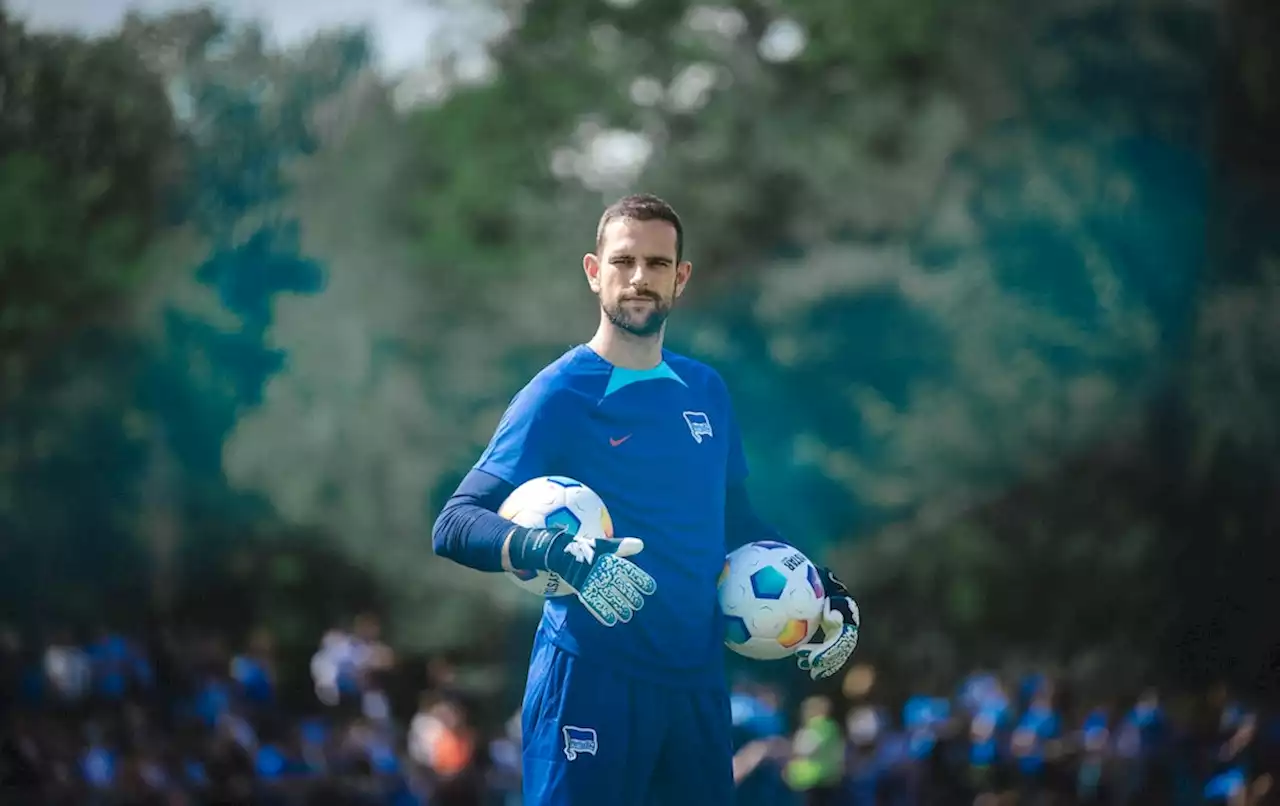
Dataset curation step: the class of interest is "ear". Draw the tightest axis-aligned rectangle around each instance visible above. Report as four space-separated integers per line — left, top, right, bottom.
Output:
583 253 602 293
674 260 693 298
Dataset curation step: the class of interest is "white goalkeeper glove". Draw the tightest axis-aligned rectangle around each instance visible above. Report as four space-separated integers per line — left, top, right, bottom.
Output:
794 567 860 681
509 525 657 627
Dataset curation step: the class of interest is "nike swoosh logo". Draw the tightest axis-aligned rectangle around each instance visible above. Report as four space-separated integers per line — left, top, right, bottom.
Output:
609 435 632 447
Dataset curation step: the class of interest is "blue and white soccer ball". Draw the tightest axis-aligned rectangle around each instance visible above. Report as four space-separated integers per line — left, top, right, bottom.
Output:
498 475 615 598
718 540 826 661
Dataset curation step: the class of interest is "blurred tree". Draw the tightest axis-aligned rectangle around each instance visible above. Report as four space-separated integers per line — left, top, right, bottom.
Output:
0 10 179 623
218 0 1223 669
1168 0 1280 694
124 11 365 629
6 0 1268 694
0 10 177 391
0 8 363 631
834 0 1280 694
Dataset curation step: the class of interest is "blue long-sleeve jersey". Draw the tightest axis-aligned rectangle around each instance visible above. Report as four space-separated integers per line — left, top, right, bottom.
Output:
431 344 778 686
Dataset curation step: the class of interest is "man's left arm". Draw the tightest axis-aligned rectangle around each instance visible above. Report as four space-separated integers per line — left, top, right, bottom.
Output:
723 480 861 680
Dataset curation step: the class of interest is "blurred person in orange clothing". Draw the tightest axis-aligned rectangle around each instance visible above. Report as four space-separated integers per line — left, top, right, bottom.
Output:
410 693 481 806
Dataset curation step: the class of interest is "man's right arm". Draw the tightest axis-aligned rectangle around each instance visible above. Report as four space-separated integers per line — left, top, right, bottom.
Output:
430 377 657 625
433 465 657 626
431 468 521 573
432 377 561 573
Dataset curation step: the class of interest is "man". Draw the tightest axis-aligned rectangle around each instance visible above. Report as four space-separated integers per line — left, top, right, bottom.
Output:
432 194 860 805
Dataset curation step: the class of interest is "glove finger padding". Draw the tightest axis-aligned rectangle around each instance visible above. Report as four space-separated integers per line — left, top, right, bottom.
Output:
602 554 653 617
576 553 658 626
615 575 647 612
597 574 637 624
577 582 621 627
617 558 657 596
548 534 657 628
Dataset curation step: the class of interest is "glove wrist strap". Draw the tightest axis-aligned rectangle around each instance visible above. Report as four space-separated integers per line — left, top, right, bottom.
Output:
508 526 560 572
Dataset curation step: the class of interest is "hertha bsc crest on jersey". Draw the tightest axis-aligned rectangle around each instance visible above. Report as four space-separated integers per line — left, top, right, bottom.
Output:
682 411 713 443
562 726 598 760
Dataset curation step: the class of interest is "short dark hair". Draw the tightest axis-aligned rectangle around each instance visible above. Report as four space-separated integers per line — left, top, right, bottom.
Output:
595 193 684 262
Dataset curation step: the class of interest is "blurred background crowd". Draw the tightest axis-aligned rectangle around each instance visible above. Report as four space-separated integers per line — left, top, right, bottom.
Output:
2 0 1278 803
1 618 1277 805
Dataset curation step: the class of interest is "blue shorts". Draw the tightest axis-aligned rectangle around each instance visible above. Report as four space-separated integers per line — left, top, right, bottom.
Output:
521 632 735 806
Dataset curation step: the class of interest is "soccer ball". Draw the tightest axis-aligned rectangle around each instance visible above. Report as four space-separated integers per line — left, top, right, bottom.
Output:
498 475 614 598
718 540 826 661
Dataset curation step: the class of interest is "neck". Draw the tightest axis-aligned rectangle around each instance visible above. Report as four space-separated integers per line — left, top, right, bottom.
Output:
587 318 664 370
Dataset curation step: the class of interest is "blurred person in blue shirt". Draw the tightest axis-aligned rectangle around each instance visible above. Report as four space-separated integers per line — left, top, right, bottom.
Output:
1204 709 1261 806
903 695 950 760
1113 688 1169 805
966 705 1006 801
902 694 954 804
730 681 795 806
79 724 117 792
843 705 896 806
230 628 277 710
486 710 523 806
959 672 1010 720
311 616 395 720
87 627 152 701
1075 707 1109 803
311 629 366 709
1010 679 1062 802
193 674 234 730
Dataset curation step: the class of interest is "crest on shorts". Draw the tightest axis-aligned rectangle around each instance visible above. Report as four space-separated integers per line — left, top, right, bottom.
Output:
562 725 598 760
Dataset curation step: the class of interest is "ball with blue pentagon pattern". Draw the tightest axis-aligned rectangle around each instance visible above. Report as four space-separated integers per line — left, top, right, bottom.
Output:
717 540 825 660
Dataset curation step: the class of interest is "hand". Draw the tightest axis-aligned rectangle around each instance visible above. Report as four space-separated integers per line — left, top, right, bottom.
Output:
509 526 657 627
794 567 860 681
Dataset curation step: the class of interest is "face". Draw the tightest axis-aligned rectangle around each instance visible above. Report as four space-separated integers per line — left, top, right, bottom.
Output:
584 217 692 338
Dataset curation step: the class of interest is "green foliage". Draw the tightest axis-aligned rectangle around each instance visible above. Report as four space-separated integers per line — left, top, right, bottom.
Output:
0 6 360 630
2 0 1277 690
0 11 176 389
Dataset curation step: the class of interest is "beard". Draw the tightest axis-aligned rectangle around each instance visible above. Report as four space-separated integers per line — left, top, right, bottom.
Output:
602 290 672 337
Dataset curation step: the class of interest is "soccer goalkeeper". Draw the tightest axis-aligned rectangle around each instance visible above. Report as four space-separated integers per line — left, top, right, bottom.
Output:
432 194 860 805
